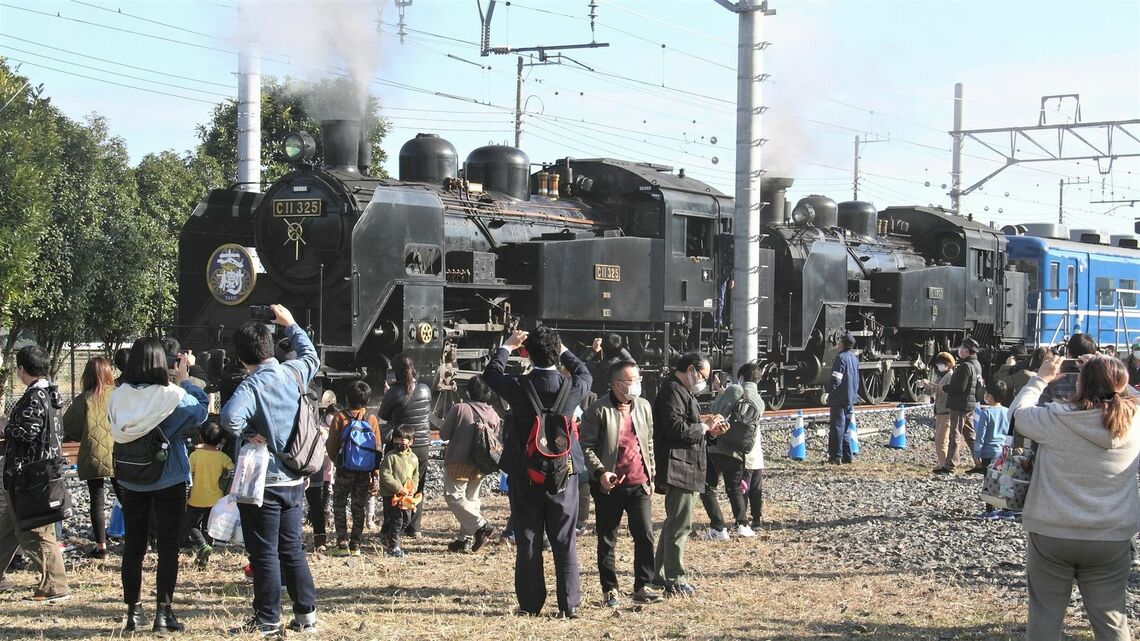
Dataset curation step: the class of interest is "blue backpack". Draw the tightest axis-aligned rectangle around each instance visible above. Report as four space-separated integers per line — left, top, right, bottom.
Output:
338 412 379 472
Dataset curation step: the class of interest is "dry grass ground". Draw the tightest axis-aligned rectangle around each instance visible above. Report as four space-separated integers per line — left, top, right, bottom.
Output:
0 462 1128 640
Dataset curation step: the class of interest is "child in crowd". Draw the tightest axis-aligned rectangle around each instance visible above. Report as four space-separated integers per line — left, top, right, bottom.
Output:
185 420 234 568
326 381 383 556
305 392 338 552
378 425 420 558
920 352 957 474
974 380 1011 521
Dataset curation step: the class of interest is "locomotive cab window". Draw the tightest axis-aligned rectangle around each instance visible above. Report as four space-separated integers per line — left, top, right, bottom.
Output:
671 214 712 258
1121 278 1137 308
1096 277 1116 307
972 249 995 281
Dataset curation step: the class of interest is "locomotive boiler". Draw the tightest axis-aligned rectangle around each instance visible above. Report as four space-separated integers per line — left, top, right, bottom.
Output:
748 178 1029 408
177 120 731 419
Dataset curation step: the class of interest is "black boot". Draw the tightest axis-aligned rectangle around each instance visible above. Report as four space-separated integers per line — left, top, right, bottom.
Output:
124 603 145 632
152 603 185 633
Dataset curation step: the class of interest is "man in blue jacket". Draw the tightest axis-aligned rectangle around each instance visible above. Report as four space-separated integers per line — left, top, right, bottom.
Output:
482 327 592 619
221 304 321 636
827 332 860 464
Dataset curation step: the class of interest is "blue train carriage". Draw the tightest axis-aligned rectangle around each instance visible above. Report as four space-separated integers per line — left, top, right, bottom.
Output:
1004 224 1140 350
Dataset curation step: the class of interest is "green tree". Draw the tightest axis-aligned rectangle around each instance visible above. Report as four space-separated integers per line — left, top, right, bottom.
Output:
197 76 389 185
7 113 140 376
0 60 61 384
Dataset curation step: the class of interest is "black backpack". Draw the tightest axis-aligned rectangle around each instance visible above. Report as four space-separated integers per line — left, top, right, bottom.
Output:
521 378 576 493
273 368 327 477
468 407 504 476
717 397 761 455
113 427 171 485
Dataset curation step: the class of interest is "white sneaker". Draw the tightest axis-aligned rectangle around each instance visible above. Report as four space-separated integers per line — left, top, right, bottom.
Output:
736 524 756 538
702 527 730 542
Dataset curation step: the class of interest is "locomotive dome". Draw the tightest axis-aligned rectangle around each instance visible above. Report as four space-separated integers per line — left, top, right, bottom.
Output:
398 133 458 184
464 145 531 201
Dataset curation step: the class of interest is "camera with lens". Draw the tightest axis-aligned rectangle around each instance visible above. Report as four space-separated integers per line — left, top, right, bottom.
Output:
250 305 276 322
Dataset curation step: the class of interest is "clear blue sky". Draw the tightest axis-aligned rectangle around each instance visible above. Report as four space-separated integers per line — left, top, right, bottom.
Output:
2 0 1138 234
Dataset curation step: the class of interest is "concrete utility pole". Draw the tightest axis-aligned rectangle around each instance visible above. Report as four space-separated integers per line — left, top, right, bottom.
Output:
715 0 773 375
514 56 523 147
950 82 963 213
1058 177 1089 224
237 42 261 192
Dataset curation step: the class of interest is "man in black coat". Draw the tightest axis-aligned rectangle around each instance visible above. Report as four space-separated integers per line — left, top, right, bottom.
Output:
945 337 983 472
650 353 727 597
482 327 592 618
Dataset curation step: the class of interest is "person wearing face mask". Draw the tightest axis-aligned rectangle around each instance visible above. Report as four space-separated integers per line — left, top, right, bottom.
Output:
826 332 860 465
1126 341 1140 388
919 352 957 474
579 360 660 607
650 353 728 597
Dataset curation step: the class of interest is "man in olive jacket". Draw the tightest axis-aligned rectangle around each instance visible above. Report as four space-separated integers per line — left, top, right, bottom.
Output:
650 353 727 597
945 337 983 471
580 360 660 607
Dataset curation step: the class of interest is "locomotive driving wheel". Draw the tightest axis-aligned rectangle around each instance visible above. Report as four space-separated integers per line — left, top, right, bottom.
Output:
858 366 894 405
760 362 787 410
901 368 931 404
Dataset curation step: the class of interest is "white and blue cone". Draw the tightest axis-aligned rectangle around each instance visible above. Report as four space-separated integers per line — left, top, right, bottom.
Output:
889 404 908 449
787 411 807 461
846 414 860 456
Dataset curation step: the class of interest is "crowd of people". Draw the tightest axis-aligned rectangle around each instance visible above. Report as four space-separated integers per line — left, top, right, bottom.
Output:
1 311 1138 639
0 311 766 633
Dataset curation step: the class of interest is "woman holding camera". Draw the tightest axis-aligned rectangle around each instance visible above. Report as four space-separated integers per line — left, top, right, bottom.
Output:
108 338 207 633
1010 353 1140 641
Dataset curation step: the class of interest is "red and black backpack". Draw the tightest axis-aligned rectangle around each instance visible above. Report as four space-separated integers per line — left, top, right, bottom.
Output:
521 378 576 493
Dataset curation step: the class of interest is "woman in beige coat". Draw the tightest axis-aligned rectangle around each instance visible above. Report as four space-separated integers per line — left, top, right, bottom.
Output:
62 357 116 558
1011 354 1140 641
919 352 956 473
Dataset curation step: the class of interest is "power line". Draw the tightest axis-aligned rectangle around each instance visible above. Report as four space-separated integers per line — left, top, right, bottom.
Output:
0 55 218 104
597 0 734 46
70 0 220 41
0 32 234 89
0 44 233 97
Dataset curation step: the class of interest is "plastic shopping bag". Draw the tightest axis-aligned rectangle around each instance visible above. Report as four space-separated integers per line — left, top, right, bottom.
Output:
208 494 241 542
981 435 1034 511
232 442 270 507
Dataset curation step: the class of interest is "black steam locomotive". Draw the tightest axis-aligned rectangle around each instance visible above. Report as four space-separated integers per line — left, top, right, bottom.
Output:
178 120 728 418
747 178 1028 408
176 121 1027 415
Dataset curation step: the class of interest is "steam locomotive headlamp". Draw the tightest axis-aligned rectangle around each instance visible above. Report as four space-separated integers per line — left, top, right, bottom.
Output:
283 131 316 164
791 202 815 226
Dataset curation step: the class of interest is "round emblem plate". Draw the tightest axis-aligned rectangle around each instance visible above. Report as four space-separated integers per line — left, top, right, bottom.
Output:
206 244 257 305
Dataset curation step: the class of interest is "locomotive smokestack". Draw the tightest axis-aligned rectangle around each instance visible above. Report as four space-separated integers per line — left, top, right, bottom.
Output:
759 176 794 226
357 126 372 176
321 119 361 174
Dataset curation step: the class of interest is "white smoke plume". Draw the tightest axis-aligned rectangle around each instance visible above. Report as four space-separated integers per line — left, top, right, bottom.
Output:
234 0 387 119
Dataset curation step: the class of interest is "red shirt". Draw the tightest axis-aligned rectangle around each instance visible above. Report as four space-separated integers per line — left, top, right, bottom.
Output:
613 402 648 487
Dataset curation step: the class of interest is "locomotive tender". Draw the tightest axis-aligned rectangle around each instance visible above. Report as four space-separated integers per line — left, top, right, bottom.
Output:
177 120 1028 414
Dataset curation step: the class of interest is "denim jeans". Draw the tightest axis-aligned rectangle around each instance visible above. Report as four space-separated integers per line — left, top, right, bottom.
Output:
237 484 317 628
120 482 185 604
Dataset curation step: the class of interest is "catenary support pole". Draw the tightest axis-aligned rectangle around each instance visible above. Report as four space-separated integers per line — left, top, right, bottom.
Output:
853 135 860 200
717 0 771 376
950 82 963 213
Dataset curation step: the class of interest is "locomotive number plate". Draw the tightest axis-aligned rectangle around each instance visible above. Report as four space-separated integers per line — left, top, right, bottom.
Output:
594 264 621 282
272 198 323 217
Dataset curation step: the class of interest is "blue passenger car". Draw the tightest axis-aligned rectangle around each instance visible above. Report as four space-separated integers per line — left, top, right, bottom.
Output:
1005 225 1140 349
